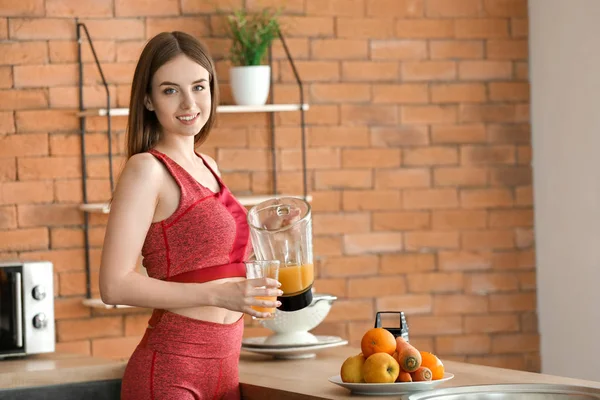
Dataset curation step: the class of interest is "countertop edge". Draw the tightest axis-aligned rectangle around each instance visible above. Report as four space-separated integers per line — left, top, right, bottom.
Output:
240 383 328 400
0 355 127 390
3 347 600 399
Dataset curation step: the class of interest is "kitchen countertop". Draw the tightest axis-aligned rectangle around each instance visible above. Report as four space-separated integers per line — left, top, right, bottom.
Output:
0 352 125 389
1 347 599 398
238 347 600 399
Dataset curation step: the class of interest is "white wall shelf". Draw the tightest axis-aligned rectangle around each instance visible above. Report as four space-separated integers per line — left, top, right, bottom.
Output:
80 202 111 214
82 298 136 309
218 104 309 113
79 194 312 214
77 103 309 117
237 194 312 207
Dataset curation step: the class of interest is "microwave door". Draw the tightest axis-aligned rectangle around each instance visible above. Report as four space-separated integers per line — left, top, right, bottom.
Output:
13 272 23 348
0 268 24 355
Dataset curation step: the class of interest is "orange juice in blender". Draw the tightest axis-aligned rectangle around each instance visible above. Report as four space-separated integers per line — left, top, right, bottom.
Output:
278 264 314 295
247 197 314 312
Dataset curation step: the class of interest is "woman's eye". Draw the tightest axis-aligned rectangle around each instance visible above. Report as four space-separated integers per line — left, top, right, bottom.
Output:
193 85 205 92
163 88 176 95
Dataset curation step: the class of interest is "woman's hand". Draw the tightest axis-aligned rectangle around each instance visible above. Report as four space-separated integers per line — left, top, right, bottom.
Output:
211 277 283 319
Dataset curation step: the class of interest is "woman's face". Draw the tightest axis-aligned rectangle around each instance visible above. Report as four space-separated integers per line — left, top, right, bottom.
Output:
146 54 212 140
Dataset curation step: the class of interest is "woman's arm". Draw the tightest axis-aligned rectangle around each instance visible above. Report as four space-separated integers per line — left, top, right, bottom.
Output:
99 153 281 315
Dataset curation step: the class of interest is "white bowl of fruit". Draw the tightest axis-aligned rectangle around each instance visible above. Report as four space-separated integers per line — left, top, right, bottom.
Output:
329 328 454 395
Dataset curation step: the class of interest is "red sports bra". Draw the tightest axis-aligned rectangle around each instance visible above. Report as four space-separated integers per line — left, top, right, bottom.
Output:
141 149 252 283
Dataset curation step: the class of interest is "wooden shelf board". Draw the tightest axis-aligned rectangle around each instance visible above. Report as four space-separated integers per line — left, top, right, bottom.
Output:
82 298 135 309
77 104 309 117
237 194 313 207
79 195 312 214
79 203 111 213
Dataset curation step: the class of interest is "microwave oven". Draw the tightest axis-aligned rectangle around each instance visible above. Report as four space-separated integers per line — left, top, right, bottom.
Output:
0 261 55 359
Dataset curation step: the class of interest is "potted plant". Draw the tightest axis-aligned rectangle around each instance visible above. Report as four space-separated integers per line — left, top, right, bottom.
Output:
226 8 281 106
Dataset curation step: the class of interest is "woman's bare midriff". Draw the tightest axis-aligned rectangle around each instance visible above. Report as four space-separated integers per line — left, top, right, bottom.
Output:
166 277 245 325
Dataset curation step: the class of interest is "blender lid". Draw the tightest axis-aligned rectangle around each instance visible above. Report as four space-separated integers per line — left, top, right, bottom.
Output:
247 196 311 233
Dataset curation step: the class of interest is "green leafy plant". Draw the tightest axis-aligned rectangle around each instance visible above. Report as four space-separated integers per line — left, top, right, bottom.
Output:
226 8 281 67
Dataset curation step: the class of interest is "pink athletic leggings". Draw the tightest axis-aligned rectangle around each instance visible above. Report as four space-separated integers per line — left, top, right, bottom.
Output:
121 310 244 400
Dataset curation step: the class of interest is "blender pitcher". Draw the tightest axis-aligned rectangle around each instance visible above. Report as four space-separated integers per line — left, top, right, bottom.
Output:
247 197 314 312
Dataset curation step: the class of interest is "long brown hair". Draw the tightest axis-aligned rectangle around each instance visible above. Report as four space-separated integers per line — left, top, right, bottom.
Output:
126 31 219 158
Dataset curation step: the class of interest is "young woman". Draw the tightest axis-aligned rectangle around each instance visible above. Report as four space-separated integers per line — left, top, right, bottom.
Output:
99 31 282 400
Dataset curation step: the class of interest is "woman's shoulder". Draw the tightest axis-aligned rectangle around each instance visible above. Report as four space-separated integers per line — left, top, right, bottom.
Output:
110 152 164 209
122 152 165 181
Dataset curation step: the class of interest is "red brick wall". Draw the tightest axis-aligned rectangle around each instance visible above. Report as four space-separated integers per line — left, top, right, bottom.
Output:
0 0 537 371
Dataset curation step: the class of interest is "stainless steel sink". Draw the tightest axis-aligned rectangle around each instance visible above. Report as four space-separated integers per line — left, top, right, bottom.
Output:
400 384 600 399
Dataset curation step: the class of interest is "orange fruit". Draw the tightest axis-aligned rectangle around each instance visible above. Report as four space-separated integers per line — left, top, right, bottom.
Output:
419 351 444 380
360 328 396 358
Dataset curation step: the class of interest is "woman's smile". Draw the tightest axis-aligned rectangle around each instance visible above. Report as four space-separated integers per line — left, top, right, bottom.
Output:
176 112 201 125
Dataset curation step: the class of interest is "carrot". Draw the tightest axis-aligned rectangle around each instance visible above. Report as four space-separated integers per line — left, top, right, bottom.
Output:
395 337 422 373
396 371 412 383
411 366 432 382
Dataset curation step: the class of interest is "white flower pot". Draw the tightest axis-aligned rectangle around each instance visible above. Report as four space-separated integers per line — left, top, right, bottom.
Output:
229 65 271 106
